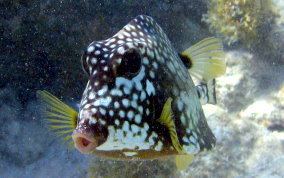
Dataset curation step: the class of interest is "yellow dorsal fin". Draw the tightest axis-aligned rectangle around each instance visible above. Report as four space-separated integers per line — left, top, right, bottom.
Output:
175 154 194 171
181 37 226 81
158 97 184 153
37 90 78 145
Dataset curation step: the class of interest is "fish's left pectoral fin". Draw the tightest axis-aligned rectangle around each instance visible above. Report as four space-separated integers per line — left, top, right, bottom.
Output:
180 37 226 82
37 90 78 144
158 97 184 153
175 154 194 171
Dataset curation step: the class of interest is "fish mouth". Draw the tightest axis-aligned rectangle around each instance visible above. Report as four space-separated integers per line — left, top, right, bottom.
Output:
72 132 97 154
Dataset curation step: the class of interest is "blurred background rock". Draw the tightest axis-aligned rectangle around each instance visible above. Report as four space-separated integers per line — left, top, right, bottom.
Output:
0 0 283 177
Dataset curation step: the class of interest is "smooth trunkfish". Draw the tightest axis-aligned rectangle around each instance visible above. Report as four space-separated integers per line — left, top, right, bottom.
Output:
37 15 226 170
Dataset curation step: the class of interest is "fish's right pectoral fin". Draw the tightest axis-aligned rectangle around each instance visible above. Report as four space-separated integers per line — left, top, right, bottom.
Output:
180 37 226 82
37 90 78 144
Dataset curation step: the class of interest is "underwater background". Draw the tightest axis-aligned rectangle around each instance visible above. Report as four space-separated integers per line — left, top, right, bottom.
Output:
0 0 283 177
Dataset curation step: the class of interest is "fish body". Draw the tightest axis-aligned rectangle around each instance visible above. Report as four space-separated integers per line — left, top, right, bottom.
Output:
38 15 226 166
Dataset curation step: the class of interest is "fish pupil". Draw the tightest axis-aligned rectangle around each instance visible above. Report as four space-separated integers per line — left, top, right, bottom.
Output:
116 49 142 79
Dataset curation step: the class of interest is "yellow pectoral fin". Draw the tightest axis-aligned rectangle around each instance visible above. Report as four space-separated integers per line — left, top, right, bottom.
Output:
37 90 78 144
158 97 184 153
181 37 226 81
175 154 194 171
158 98 195 171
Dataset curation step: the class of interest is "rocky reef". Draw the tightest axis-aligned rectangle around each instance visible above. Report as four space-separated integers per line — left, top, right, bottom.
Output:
203 0 279 46
184 51 284 178
203 0 284 66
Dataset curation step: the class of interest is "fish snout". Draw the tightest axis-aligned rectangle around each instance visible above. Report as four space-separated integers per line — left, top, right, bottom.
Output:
72 119 98 154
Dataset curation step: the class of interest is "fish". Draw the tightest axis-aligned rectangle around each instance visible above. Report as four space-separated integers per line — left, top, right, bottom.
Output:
37 15 226 170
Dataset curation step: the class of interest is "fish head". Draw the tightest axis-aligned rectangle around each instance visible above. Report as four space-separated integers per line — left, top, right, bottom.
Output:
72 16 165 155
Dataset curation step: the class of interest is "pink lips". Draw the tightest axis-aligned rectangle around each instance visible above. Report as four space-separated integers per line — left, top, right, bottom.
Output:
72 131 97 154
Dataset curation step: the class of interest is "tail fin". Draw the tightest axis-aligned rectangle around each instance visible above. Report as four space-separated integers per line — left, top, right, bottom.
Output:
196 79 216 105
206 79 216 104
180 37 226 82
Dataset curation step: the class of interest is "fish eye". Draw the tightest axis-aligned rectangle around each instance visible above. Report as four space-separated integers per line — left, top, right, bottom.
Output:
81 51 90 76
116 48 142 78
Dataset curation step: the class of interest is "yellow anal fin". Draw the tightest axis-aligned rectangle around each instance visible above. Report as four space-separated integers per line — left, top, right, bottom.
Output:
37 90 78 144
175 154 194 171
181 37 226 81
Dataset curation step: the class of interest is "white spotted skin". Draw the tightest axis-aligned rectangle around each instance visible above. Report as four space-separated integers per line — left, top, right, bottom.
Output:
77 15 215 159
96 124 156 151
